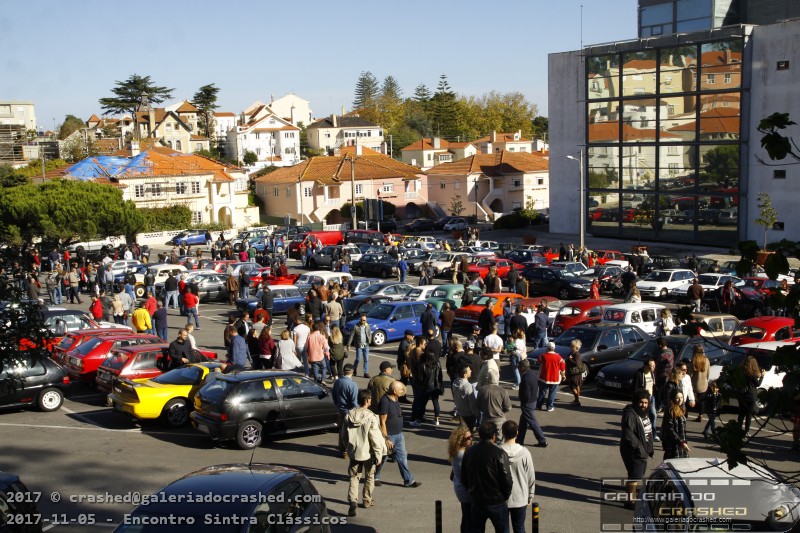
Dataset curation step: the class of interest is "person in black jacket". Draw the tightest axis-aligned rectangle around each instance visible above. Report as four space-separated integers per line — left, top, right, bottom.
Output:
478 301 496 338
509 306 528 339
421 303 438 336
307 289 323 322
461 421 513 532
167 329 193 370
516 359 548 447
260 284 274 323
619 389 654 509
737 355 765 436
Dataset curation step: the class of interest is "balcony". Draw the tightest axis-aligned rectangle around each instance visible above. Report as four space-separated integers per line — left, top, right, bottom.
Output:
404 191 420 199
325 197 342 206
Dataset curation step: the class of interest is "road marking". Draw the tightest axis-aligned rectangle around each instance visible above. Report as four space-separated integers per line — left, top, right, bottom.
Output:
61 406 111 428
0 421 208 438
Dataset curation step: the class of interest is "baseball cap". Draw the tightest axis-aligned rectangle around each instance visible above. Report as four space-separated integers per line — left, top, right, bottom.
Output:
472 325 481 331
379 361 395 372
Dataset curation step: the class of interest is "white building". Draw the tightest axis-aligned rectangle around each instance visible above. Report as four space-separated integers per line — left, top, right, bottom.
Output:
267 93 313 127
0 101 36 130
225 104 300 167
305 114 384 154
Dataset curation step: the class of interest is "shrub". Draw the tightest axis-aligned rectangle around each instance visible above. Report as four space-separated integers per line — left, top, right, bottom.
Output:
139 205 192 232
493 213 529 230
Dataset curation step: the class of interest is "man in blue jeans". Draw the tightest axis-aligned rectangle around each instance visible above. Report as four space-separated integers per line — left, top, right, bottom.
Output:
347 313 372 378
536 342 566 412
532 304 548 349
374 381 422 488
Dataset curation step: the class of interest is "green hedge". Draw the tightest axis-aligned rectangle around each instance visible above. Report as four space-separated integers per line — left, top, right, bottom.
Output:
493 212 529 230
140 205 192 231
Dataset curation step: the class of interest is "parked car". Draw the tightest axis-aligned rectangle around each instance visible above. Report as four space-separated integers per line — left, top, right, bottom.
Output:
593 250 626 265
107 362 226 427
690 312 740 342
635 268 696 299
346 277 382 294
343 301 437 346
293 271 349 292
454 293 531 325
166 230 207 246
596 335 733 394
0 470 40 528
190 371 338 449
729 316 799 346
352 253 399 278
0 354 70 412
700 285 767 318
62 333 162 384
506 249 547 264
671 273 743 300
468 258 525 280
634 458 800 532
551 299 614 336
95 345 217 393
427 284 485 310
522 265 593 300
600 303 666 335
433 216 456 230
188 272 231 302
114 463 332 531
51 327 134 364
443 217 469 231
344 229 385 246
342 295 392 321
352 281 413 301
236 285 307 316
529 323 651 378
550 261 589 275
401 285 441 302
308 244 362 269
405 218 436 232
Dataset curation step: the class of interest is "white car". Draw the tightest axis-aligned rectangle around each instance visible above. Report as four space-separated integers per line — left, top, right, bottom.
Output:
443 218 469 231
428 251 469 275
600 303 666 335
636 268 696 298
460 246 496 257
671 273 743 299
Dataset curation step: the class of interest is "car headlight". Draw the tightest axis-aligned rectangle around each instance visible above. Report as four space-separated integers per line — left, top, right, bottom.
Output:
570 283 584 289
597 371 605 380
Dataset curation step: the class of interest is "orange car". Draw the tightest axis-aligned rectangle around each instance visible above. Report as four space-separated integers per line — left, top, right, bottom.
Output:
454 293 535 325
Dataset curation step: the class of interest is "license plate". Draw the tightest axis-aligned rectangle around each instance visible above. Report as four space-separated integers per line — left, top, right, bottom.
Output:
196 423 209 434
606 381 622 389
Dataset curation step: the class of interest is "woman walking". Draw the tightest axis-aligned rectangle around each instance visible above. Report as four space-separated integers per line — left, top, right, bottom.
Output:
418 350 444 426
509 328 527 390
737 355 764 437
661 389 690 460
328 326 345 380
448 426 474 533
566 339 585 406
690 346 709 422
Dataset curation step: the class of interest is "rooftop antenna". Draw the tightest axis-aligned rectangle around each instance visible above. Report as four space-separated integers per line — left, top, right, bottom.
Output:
580 4 584 49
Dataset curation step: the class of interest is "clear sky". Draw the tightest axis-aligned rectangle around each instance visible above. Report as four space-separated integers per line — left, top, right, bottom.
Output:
1 0 637 131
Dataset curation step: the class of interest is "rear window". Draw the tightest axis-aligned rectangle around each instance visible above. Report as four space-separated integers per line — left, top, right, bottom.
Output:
57 336 77 350
152 366 204 385
603 309 626 323
406 289 422 298
431 289 448 298
102 353 129 371
199 378 236 404
731 326 766 343
558 306 582 317
75 337 103 355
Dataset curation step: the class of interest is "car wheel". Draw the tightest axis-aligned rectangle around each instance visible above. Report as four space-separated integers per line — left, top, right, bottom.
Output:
179 240 188 247
236 420 263 450
134 284 146 299
309 259 317 268
381 269 389 279
699 302 711 312
660 288 669 298
558 288 570 300
354 267 362 275
38 387 63 412
372 330 387 346
162 398 189 427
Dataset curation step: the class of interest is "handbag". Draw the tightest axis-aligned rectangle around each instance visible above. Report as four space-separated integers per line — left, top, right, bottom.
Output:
400 363 411 379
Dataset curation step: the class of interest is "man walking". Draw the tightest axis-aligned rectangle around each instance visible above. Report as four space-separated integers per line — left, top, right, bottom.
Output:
333 364 359 456
397 256 408 283
152 300 168 341
501 421 536 533
461 421 513 532
68 266 83 304
687 278 704 312
517 359 548 447
164 272 179 310
184 289 200 329
374 381 422 488
342 390 387 517
367 361 396 410
347 313 373 378
536 342 565 412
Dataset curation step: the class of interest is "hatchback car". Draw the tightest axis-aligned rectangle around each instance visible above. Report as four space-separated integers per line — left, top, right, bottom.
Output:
671 273 743 300
352 253 399 278
443 217 469 231
551 299 614 336
529 323 650 377
353 281 413 301
114 463 332 532
190 371 338 449
95 345 217 393
600 303 666 335
523 266 593 300
236 285 307 316
454 293 530 326
635 268 695 299
427 284 484 309
62 333 162 384
405 218 435 232
700 285 766 318
342 294 392 321
308 245 362 269
343 301 437 346
0 354 70 412
728 316 799 346
166 229 207 246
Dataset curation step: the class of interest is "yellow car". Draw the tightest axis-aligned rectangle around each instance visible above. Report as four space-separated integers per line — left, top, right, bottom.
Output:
107 362 226 427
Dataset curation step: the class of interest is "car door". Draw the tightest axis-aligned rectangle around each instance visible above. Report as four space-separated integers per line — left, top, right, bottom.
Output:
592 328 624 367
236 379 281 434
409 303 429 335
388 304 416 339
276 375 330 430
0 355 48 405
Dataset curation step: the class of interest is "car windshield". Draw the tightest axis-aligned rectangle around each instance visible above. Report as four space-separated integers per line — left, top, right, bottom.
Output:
367 304 395 320
627 339 663 361
152 365 204 385
74 337 103 355
555 328 599 351
644 271 673 282
294 274 315 285
697 275 719 285
360 284 385 295
731 326 766 343
473 296 498 308
431 289 449 298
102 353 129 371
406 289 423 298
430 252 449 261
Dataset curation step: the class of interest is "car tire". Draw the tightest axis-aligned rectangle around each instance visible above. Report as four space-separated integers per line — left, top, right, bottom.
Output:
179 240 188 247
381 269 389 279
372 330 387 346
558 288 570 300
236 420 263 450
354 267 361 275
162 398 189 427
309 259 317 268
699 302 711 312
38 387 63 412
134 284 146 299
660 288 669 298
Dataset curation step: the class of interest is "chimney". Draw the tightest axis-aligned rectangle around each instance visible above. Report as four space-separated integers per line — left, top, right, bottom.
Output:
130 141 140 156
290 105 296 126
341 106 345 116
491 131 497 143
356 144 362 156
515 129 521 140
433 137 441 149
724 49 731 64
148 108 156 136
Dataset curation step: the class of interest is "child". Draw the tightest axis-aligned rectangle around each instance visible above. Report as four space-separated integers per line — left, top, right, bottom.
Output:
702 380 722 440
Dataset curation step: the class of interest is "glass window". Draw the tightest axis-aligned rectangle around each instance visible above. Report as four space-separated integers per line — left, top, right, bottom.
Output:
677 0 711 23
619 145 655 188
588 192 619 235
659 46 698 93
588 101 620 143
658 145 695 186
588 147 620 190
622 51 657 97
700 41 742 91
699 145 739 191
587 54 619 101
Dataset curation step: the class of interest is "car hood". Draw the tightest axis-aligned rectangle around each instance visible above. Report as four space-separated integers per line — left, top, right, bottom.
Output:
598 358 646 380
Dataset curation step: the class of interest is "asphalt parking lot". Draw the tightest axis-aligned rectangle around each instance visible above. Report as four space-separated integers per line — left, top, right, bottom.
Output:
1 261 796 532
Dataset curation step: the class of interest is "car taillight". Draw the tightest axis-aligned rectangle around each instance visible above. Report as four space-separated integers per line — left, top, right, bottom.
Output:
62 376 70 384
220 413 228 421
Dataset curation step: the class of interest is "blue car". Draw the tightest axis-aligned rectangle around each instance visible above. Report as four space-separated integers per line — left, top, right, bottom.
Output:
167 230 207 246
343 301 438 346
235 285 306 315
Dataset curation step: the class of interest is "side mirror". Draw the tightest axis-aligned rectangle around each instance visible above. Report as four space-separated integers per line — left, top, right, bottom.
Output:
597 345 608 350
390 316 397 322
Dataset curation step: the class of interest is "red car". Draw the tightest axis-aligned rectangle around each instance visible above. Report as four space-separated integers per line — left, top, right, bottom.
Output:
260 274 299 286
199 259 238 273
95 344 218 393
52 327 134 364
248 266 273 288
454 293 534 325
550 299 613 336
729 316 799 347
742 277 786 296
594 250 625 265
63 333 162 384
467 259 525 279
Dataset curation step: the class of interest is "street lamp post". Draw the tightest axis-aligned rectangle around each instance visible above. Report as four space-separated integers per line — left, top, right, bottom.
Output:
473 177 478 222
567 149 585 251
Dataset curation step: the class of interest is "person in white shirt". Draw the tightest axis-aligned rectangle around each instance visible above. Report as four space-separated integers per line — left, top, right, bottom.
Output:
292 317 311 376
676 360 696 410
185 323 198 350
123 248 134 261
483 325 504 360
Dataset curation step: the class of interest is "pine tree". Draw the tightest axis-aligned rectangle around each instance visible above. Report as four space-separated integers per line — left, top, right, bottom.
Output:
379 76 404 133
430 74 460 138
352 71 379 110
192 83 220 140
98 74 174 135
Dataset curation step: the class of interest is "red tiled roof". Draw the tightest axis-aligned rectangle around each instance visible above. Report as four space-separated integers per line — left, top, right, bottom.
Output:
588 122 681 142
426 151 548 176
667 107 740 135
175 101 198 113
401 138 452 151
473 132 532 144
253 152 422 185
214 112 236 117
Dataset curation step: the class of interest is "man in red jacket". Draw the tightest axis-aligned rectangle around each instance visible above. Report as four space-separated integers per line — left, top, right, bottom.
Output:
184 290 200 329
89 295 104 321
536 342 565 412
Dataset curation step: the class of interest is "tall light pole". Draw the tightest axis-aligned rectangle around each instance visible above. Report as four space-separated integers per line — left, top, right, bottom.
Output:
566 149 585 251
473 176 478 222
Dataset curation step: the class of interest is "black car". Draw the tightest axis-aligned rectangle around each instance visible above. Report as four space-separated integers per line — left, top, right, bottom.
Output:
191 371 338 449
405 218 435 232
701 285 766 318
359 219 398 232
649 255 682 271
0 354 70 412
113 463 331 532
433 216 456 230
523 265 593 300
506 249 546 264
528 323 651 377
0 470 40 530
596 335 734 395
342 294 392 320
352 253 399 278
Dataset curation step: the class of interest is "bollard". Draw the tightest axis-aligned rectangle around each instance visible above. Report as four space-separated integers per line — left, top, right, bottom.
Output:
531 501 540 533
435 500 443 533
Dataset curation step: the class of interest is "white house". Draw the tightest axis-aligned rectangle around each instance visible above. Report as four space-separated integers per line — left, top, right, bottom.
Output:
267 93 313 127
305 114 384 154
225 104 300 167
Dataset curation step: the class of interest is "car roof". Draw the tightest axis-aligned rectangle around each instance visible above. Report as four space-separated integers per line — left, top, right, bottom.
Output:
569 322 634 331
214 370 314 383
564 299 613 308
605 303 666 311
409 285 439 290
738 316 794 327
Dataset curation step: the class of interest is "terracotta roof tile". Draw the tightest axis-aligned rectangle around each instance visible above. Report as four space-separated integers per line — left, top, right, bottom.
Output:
426 151 548 176
588 122 681 142
254 152 421 185
87 114 101 124
214 112 236 117
667 107 740 135
401 138 451 151
175 101 198 113
473 132 532 143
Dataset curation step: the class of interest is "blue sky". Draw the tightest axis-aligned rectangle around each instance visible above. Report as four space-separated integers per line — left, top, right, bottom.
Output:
1 0 637 130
